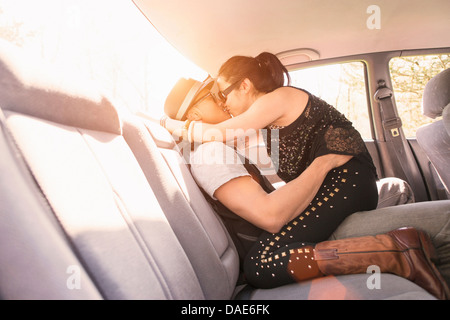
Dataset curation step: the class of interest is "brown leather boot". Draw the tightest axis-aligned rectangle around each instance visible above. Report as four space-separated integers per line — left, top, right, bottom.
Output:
314 227 450 300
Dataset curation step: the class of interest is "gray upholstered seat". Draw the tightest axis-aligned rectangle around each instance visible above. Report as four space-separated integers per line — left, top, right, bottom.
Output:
416 68 450 197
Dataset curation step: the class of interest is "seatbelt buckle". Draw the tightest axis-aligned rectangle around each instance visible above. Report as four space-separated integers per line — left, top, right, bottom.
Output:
382 117 403 137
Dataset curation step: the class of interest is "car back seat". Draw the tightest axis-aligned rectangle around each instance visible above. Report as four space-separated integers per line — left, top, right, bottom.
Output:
0 40 438 300
122 116 239 299
0 39 237 299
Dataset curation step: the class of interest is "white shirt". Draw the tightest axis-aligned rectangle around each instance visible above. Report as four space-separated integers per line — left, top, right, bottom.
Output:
190 142 250 200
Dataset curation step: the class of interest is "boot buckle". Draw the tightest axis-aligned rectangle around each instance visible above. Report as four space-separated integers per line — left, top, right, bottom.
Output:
314 248 338 261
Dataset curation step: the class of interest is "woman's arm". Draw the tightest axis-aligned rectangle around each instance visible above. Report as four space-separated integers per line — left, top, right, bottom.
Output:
214 154 352 234
163 87 307 143
191 87 309 143
189 88 295 142
163 117 184 136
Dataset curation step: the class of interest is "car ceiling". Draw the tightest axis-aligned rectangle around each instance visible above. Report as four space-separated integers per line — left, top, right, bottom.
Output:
133 0 450 75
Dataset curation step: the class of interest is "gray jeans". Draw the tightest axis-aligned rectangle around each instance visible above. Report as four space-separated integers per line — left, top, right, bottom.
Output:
329 200 450 285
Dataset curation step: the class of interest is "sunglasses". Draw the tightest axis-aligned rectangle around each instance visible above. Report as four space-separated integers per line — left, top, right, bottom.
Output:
188 76 241 114
218 79 242 102
209 78 242 103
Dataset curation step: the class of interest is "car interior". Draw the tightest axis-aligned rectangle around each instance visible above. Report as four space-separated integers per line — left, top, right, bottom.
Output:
0 0 449 301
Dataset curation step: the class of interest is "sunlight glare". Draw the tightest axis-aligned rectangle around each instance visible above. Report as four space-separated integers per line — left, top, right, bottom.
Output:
0 0 207 117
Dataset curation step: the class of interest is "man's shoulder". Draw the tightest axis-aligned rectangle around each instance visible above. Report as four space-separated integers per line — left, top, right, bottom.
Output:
191 141 245 166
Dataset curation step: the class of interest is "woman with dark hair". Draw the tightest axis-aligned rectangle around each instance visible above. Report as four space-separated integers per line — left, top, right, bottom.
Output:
160 55 449 298
165 52 378 237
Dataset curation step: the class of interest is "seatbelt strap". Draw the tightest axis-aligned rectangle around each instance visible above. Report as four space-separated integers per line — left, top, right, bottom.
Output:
231 147 275 193
375 80 403 138
374 80 427 199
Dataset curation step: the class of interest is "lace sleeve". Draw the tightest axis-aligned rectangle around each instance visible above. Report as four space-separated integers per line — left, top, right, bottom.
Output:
323 125 366 155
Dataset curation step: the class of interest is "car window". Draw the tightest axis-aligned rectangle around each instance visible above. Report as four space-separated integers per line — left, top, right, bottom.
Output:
0 1 206 118
389 54 450 138
289 62 371 139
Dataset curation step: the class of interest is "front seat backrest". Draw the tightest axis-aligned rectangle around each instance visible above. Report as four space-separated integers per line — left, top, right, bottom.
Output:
416 68 450 196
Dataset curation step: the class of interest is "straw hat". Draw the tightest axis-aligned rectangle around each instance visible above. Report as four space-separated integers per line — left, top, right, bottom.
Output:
164 77 215 120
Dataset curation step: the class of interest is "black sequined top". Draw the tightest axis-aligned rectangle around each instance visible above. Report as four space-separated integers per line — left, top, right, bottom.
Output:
264 88 377 183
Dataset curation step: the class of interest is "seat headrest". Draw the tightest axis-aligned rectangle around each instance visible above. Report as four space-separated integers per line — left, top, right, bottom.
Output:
443 104 450 136
0 40 121 135
422 68 450 119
